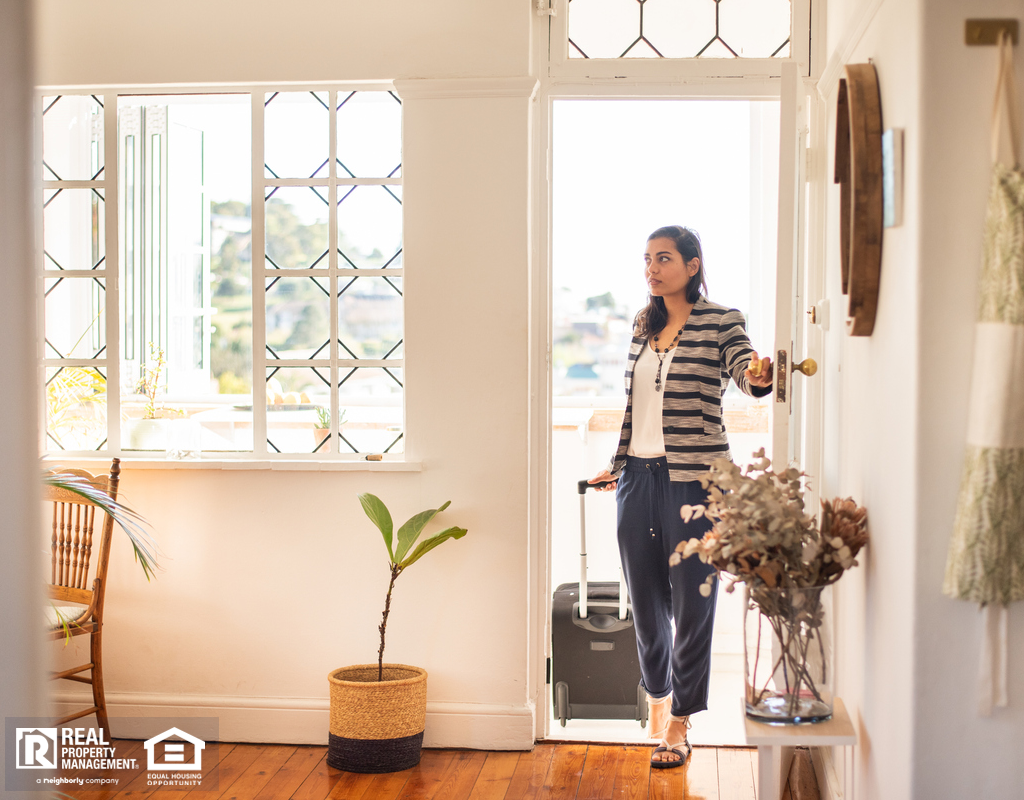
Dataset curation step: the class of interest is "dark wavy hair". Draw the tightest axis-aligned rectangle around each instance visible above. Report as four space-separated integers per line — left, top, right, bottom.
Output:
633 225 709 338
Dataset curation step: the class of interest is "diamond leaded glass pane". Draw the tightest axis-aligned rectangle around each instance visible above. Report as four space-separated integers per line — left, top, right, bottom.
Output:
46 366 107 451
44 188 105 271
264 91 329 179
337 91 402 179
337 185 402 269
43 95 104 181
568 0 792 59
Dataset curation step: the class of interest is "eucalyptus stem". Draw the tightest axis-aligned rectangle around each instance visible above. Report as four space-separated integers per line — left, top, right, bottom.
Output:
378 564 402 681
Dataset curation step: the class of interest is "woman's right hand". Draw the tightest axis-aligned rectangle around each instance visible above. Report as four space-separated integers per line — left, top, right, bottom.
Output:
588 470 617 492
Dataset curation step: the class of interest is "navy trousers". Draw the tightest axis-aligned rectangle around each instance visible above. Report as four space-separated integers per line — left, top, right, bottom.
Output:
616 456 719 717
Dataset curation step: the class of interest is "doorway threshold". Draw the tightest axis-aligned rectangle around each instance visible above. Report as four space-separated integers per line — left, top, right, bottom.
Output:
543 669 747 746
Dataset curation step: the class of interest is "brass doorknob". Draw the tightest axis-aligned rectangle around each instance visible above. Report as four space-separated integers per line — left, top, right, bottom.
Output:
793 358 818 376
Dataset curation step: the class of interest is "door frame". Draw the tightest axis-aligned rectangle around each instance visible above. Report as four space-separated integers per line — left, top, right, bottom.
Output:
527 34 829 744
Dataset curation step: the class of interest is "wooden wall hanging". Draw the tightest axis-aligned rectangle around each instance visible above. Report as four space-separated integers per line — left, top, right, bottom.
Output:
835 63 883 336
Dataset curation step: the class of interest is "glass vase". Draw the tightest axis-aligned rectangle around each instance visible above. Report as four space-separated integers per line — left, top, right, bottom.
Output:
743 584 833 724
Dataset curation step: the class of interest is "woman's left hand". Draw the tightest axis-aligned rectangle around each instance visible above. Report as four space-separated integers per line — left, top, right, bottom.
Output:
745 351 774 388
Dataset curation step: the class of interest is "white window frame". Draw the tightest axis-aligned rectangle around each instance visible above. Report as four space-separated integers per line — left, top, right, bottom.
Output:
38 83 412 468
544 0 816 80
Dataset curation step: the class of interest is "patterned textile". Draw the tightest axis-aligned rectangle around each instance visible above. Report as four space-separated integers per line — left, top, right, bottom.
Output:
943 165 1024 606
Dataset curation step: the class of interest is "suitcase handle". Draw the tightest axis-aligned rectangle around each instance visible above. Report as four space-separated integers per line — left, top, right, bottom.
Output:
571 601 633 633
578 478 616 494
578 477 628 622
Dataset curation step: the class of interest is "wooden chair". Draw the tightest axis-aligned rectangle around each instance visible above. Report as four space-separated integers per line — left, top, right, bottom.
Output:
44 458 121 738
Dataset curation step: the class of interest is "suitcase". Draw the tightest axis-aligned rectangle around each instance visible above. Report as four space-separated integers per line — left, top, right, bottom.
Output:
550 479 647 728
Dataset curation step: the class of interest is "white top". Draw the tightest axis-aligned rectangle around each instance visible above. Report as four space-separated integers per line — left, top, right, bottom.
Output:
627 342 674 458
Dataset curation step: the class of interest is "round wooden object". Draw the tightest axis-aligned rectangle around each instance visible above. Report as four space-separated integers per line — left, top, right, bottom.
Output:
834 64 883 336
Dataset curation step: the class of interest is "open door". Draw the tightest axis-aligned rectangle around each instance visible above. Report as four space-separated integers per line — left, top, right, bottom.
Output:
771 61 814 467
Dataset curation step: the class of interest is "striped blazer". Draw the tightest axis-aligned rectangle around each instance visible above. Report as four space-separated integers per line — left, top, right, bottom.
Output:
608 297 772 482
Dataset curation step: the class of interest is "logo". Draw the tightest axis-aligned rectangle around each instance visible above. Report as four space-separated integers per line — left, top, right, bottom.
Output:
143 728 205 772
15 728 58 769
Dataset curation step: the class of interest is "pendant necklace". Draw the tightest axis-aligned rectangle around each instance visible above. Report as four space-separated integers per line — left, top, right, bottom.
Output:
652 326 684 392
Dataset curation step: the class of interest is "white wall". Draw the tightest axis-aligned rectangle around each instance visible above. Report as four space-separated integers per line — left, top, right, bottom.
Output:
915 2 1024 797
820 0 921 794
40 0 538 749
1 3 46 796
34 0 530 86
823 1 1024 798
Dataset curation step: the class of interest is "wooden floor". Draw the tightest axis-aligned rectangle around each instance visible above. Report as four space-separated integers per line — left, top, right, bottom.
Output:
62 740 762 800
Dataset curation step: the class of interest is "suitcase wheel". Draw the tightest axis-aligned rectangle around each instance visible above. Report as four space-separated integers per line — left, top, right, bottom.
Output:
555 681 569 727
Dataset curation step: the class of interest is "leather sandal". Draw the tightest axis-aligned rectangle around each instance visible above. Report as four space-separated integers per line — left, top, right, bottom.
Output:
650 714 692 769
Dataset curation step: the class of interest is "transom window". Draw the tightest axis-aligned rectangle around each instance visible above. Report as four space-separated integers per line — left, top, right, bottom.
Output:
40 88 404 460
567 0 792 59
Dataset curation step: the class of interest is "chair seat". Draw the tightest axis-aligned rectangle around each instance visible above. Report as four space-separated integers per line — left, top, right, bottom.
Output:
46 602 90 632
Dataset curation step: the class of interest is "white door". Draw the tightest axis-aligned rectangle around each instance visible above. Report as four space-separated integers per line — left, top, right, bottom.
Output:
771 61 813 469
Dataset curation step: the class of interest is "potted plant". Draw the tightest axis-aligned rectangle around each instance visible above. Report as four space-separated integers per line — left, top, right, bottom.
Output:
327 494 467 773
673 449 868 724
125 344 175 450
313 406 345 453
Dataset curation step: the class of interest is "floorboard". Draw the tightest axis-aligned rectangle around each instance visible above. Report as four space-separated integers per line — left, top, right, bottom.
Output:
57 739 764 800
717 748 756 800
467 752 521 800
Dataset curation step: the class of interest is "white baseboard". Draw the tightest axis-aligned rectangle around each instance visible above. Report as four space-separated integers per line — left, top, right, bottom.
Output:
53 691 536 751
811 746 843 800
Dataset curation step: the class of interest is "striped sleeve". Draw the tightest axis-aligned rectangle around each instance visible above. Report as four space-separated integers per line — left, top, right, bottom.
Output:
719 309 771 398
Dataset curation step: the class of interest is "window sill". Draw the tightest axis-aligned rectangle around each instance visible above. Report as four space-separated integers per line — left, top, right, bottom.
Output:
44 456 422 472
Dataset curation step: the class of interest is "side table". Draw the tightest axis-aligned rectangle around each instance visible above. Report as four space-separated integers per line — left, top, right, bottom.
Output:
743 696 856 800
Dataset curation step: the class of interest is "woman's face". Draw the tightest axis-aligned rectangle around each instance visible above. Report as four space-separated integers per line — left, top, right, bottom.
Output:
644 237 699 299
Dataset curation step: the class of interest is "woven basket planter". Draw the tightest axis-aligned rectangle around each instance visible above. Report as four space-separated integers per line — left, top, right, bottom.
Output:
327 664 428 773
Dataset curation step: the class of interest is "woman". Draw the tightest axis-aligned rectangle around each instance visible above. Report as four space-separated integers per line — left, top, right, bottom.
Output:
589 225 773 768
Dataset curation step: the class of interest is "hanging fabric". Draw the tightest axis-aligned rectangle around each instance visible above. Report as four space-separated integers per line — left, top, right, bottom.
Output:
944 30 1024 716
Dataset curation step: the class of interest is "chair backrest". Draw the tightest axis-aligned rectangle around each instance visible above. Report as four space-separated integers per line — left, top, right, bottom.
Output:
44 460 121 609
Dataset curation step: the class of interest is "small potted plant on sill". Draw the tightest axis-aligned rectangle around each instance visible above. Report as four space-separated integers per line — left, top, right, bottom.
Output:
313 406 345 453
327 494 467 774
125 344 176 451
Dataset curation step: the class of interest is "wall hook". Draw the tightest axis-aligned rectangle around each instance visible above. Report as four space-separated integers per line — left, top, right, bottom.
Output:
966 19 1019 46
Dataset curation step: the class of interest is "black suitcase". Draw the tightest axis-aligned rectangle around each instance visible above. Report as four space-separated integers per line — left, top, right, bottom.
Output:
550 479 647 728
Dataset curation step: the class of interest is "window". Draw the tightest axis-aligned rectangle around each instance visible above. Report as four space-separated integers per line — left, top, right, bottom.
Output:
547 0 812 78
41 88 404 459
567 0 792 59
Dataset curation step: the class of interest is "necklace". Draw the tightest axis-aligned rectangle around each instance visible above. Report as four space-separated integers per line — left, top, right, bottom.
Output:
652 326 683 392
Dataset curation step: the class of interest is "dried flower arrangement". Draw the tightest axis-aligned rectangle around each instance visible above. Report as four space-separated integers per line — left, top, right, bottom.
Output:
670 448 868 722
669 448 868 595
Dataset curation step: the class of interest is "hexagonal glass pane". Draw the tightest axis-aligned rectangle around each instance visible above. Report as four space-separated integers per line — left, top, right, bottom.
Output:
719 0 791 58
337 91 402 179
568 0 641 58
337 367 404 454
265 276 330 360
337 186 402 269
265 187 329 269
338 276 403 359
264 91 329 179
643 0 717 58
43 95 104 181
47 366 107 451
45 277 105 359
265 366 330 453
44 188 105 271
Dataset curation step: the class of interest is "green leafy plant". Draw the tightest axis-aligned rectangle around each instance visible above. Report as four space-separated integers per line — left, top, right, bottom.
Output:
43 470 159 581
314 406 345 429
134 343 168 420
358 494 468 681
